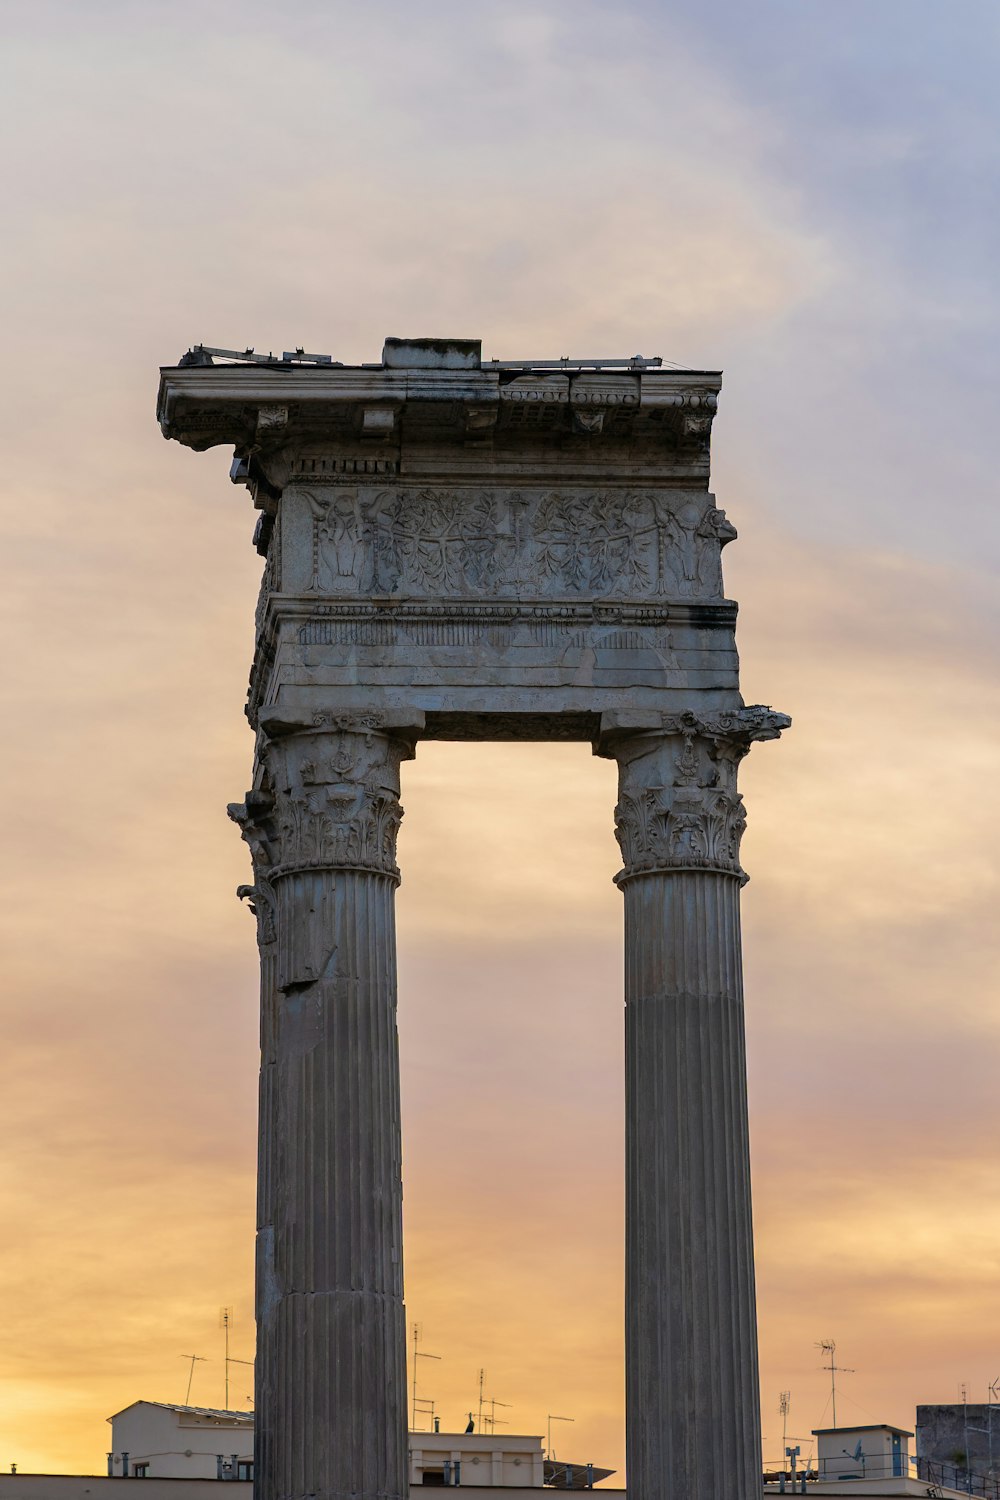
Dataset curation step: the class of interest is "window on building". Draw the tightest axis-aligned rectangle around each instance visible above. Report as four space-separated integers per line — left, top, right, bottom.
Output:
421 1471 447 1486
132 1464 149 1478
237 1462 254 1482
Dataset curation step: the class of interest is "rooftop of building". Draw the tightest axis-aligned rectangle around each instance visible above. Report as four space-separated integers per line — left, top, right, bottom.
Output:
109 1402 253 1426
812 1423 914 1437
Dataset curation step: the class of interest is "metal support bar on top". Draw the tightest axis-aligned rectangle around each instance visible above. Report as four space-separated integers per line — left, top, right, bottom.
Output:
180 346 664 371
486 356 663 369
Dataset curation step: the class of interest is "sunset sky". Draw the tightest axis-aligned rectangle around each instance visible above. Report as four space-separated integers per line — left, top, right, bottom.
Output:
2 0 1000 1481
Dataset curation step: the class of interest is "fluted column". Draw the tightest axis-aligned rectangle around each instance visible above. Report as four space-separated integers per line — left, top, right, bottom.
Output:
601 707 789 1500
230 714 414 1500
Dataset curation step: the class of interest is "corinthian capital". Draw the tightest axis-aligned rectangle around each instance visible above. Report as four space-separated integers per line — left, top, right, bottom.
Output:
604 707 789 886
251 717 410 883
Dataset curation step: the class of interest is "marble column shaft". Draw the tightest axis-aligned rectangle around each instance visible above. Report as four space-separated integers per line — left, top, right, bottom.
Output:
607 716 775 1500
230 721 411 1500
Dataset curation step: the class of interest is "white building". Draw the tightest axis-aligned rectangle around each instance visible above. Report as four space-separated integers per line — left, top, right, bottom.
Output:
407 1430 614 1490
107 1403 253 1481
409 1432 545 1488
103 1411 613 1492
813 1423 913 1483
763 1421 971 1497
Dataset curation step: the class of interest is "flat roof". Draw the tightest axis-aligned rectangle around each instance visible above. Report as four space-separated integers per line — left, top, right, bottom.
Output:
813 1423 913 1437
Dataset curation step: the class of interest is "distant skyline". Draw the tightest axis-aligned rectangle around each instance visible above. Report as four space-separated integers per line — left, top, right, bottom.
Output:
2 0 1000 1480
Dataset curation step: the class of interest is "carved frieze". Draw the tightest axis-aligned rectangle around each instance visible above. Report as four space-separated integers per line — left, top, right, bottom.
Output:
290 486 736 604
609 709 789 885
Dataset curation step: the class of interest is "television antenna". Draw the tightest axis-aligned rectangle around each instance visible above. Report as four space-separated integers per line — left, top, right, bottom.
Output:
816 1340 854 1429
411 1325 441 1429
220 1308 233 1409
413 1397 436 1433
484 1397 512 1434
547 1414 574 1459
780 1391 791 1456
180 1354 207 1405
963 1383 998 1491
988 1379 1000 1478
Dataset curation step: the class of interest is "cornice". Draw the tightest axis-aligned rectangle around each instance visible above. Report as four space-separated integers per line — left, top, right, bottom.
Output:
156 362 723 457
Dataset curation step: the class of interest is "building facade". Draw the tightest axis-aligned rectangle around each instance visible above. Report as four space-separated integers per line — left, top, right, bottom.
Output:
108 1404 253 1481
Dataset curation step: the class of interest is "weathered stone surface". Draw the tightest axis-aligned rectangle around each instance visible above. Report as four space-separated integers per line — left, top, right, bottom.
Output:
157 355 732 736
157 340 788 1500
229 722 413 1500
596 717 786 1500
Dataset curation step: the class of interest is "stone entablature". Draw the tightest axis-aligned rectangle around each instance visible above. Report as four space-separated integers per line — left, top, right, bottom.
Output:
157 343 738 737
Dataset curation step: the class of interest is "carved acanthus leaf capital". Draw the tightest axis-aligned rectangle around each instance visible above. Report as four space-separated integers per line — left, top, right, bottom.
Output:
607 707 789 886
254 725 408 882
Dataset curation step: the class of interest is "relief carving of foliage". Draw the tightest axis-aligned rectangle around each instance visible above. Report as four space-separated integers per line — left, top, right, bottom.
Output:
300 486 733 603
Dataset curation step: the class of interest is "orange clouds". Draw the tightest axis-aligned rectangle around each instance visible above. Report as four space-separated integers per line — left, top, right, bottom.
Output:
2 1 1000 1485
5 388 1000 1479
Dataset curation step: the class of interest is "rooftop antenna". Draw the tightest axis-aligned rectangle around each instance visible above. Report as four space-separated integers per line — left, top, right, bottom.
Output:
816 1340 854 1429
180 1354 207 1405
485 1397 512 1434
220 1309 233 1410
963 1382 997 1493
477 1369 485 1435
413 1397 436 1433
228 1353 253 1407
962 1384 972 1495
547 1415 574 1460
411 1325 441 1429
780 1391 791 1458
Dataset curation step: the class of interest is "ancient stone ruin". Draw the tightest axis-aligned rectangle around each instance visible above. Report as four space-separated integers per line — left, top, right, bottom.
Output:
157 336 788 1500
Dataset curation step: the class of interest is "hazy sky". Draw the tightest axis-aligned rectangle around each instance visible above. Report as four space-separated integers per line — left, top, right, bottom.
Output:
2 0 999 1479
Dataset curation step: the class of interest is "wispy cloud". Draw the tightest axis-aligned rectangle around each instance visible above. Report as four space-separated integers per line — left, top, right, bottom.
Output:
2 0 999 1479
